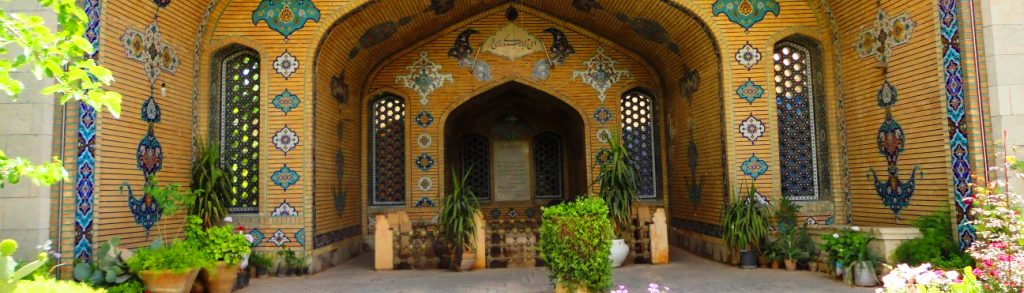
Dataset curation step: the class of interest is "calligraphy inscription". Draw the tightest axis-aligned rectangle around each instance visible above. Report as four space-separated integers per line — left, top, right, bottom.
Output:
482 23 543 60
493 141 531 201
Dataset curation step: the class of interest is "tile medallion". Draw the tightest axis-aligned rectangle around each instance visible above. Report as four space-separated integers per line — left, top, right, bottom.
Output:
855 9 915 65
448 29 478 67
119 19 180 85
415 196 435 207
395 51 453 105
249 229 265 247
330 72 348 105
473 60 492 81
272 89 300 114
867 81 922 218
712 0 780 33
415 153 435 172
614 14 679 54
271 200 299 217
251 0 321 41
295 228 305 247
738 114 765 145
350 17 412 58
736 78 764 104
543 28 575 65
533 59 551 80
271 165 300 191
415 111 434 128
417 133 432 148
507 208 519 219
418 176 433 192
273 50 299 79
268 229 291 246
741 154 768 180
572 47 630 102
735 42 761 71
596 128 612 143
593 107 611 124
272 125 299 155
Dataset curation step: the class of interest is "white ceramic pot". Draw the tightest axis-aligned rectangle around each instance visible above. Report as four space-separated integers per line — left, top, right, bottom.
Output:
853 262 878 287
609 239 629 267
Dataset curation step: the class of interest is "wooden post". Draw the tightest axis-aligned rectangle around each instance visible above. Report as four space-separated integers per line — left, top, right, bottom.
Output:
651 208 669 264
374 214 394 270
472 211 487 269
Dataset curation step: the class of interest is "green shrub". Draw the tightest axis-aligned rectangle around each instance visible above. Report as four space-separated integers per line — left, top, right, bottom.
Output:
11 279 104 293
539 197 613 293
125 239 212 274
104 280 143 293
893 211 974 270
185 216 251 265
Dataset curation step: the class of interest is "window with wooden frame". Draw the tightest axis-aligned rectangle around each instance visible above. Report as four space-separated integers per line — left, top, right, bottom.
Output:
369 94 406 206
213 47 261 212
620 89 659 200
773 39 831 201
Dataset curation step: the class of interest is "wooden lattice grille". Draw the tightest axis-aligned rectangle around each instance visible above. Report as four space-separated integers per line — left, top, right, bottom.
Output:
219 49 261 212
773 42 819 201
370 94 406 206
621 90 657 199
533 132 562 198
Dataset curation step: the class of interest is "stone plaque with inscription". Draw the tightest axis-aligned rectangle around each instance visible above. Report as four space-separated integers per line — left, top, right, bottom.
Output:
493 141 531 201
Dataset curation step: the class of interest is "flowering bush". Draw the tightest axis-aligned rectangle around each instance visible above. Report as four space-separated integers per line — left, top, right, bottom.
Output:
966 154 1024 292
875 264 982 293
610 283 671 293
820 227 874 267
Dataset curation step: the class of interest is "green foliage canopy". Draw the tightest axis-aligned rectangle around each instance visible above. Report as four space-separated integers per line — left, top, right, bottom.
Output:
539 197 613 293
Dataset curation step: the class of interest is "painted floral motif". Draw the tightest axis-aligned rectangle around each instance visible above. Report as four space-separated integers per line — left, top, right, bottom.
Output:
417 133 432 148
679 65 701 102
735 42 761 70
615 14 679 54
533 59 551 80
573 47 630 102
333 186 345 214
136 132 164 176
525 207 537 218
272 165 300 191
867 81 922 217
543 28 575 65
712 0 781 33
123 183 160 240
249 229 265 247
152 0 171 8
273 50 299 79
272 89 300 114
395 51 453 105
119 19 179 85
350 17 412 58
738 114 765 144
595 148 612 166
272 125 299 155
330 72 348 104
507 208 519 219
686 122 704 208
268 229 291 246
596 128 612 143
490 208 501 219
294 229 305 247
593 107 611 124
415 153 435 172
415 197 435 207
736 78 764 104
741 154 768 180
415 111 434 128
855 9 915 65
272 201 299 217
251 0 321 41
571 0 602 12
426 0 455 14
418 177 433 192
448 29 478 67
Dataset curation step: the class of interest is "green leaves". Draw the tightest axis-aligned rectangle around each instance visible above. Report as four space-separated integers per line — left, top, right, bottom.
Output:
722 184 770 251
439 168 480 252
593 130 638 237
188 141 229 228
539 197 613 293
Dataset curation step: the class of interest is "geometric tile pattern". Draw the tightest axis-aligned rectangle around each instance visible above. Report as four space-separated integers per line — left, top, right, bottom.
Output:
268 229 291 247
249 229 265 247
774 42 818 200
295 228 305 247
735 42 761 70
395 51 452 105
370 95 406 206
867 81 922 218
736 78 764 104
939 0 975 250
272 89 301 114
712 0 781 33
251 0 321 41
273 50 299 80
573 47 630 102
622 91 657 199
77 0 101 262
271 165 300 191
855 9 915 65
415 153 435 172
741 154 768 180
313 225 360 249
271 200 299 217
119 19 180 85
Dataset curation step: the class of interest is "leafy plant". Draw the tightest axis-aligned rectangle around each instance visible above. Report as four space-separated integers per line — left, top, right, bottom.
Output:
189 140 230 228
439 168 480 256
73 237 131 286
277 248 300 269
185 216 251 265
821 227 880 285
773 196 800 233
10 278 103 293
125 239 212 274
0 0 123 189
893 211 974 270
721 184 770 251
539 197 613 293
592 130 638 237
248 252 273 270
1 239 48 293
105 279 144 293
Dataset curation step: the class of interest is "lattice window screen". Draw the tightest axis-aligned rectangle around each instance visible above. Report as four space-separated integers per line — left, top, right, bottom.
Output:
621 90 658 199
219 50 261 212
370 94 406 206
534 132 562 198
460 134 490 200
774 42 819 200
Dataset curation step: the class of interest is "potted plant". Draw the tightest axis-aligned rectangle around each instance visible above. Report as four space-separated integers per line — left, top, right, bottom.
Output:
126 239 212 293
845 230 879 287
539 197 613 293
186 216 251 293
592 131 638 267
721 184 770 269
249 253 272 278
439 168 481 272
188 140 231 229
277 248 299 276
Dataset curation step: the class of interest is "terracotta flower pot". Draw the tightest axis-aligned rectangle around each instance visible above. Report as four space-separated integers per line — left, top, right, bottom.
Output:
554 282 590 293
809 262 819 273
138 268 200 293
770 261 780 269
201 262 239 293
784 259 797 271
457 252 476 272
757 255 769 268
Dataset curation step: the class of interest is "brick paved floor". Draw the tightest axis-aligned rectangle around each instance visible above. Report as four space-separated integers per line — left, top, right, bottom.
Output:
238 247 875 293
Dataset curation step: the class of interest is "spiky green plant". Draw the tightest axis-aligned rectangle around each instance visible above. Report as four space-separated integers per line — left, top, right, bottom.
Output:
722 184 770 251
189 140 230 228
439 168 480 256
593 130 638 237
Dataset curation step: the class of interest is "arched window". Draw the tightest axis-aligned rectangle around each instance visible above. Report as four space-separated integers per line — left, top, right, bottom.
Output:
621 90 658 199
773 40 830 200
213 47 261 212
534 132 563 199
460 134 490 200
369 94 406 206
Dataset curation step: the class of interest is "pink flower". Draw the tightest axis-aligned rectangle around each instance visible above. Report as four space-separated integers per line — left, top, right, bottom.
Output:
964 197 975 205
973 268 983 276
993 242 1007 249
999 255 1011 262
985 260 994 267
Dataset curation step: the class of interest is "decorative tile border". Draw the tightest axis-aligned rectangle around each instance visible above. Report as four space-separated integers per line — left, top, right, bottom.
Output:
671 217 723 238
939 0 975 250
313 225 361 249
75 0 102 262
